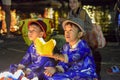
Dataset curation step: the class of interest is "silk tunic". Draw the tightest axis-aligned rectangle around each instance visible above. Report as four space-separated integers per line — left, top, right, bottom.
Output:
9 44 56 79
46 40 97 80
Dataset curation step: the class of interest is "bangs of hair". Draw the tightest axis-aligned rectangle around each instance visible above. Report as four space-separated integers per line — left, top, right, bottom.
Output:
64 22 82 32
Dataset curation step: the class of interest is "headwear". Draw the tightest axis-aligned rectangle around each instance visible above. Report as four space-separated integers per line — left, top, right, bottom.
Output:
62 18 85 32
28 20 47 38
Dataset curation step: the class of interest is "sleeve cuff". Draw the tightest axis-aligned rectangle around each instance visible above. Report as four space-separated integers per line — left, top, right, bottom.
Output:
56 65 64 72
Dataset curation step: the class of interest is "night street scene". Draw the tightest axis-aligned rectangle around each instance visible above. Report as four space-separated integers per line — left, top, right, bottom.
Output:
0 0 120 80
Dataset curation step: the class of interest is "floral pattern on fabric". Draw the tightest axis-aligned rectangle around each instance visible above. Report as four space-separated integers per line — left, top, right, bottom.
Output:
46 40 97 80
9 43 56 79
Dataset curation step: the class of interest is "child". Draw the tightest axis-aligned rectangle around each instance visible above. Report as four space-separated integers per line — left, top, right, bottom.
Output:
44 18 98 80
9 20 56 80
68 0 93 31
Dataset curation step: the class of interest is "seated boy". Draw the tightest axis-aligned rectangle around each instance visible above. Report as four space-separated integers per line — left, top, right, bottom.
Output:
9 20 56 80
44 18 98 80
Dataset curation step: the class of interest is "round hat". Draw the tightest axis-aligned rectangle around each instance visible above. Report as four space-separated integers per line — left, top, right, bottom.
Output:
62 18 85 32
28 20 47 38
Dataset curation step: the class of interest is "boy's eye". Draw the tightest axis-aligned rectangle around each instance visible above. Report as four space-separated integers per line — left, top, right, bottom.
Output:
68 29 73 32
64 29 73 33
64 29 66 31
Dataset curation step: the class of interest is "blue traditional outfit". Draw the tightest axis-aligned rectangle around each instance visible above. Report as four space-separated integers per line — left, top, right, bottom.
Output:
9 43 56 79
46 40 98 80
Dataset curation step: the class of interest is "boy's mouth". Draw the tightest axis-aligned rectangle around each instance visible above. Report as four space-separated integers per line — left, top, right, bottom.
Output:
66 36 70 39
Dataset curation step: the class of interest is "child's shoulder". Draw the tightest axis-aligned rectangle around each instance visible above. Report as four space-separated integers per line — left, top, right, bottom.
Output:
27 43 34 50
80 39 87 44
78 40 89 47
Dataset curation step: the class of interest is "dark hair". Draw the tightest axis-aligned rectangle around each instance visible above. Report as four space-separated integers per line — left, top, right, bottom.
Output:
68 0 83 5
68 0 82 2
64 22 82 32
68 0 83 16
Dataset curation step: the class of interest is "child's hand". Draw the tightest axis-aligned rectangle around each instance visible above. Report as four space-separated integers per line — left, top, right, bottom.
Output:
44 67 56 77
53 54 65 62
17 64 25 70
24 68 31 75
44 53 65 62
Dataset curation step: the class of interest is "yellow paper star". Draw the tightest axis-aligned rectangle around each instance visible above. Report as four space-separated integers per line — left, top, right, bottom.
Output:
34 38 56 57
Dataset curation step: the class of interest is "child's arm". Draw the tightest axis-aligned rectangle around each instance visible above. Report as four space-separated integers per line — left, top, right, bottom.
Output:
49 53 69 63
52 53 65 62
18 45 33 68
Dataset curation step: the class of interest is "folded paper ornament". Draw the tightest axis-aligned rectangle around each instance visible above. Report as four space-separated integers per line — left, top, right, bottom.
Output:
34 38 56 57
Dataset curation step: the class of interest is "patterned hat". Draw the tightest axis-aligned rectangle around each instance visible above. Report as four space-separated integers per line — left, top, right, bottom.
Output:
28 20 47 38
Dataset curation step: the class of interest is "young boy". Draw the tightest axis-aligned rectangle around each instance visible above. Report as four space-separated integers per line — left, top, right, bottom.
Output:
44 18 98 80
9 20 56 79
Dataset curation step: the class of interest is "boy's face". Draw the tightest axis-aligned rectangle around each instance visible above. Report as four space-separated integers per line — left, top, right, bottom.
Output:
28 25 44 41
64 24 82 45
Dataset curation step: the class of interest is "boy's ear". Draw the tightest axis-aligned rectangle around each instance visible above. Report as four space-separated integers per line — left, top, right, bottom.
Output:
39 32 44 37
78 32 83 38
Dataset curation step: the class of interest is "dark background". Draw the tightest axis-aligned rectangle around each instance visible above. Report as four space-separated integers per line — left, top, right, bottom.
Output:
0 0 117 12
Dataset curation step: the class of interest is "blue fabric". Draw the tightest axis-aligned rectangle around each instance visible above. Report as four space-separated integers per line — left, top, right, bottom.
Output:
111 66 120 73
46 40 98 80
118 14 120 26
9 43 56 79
